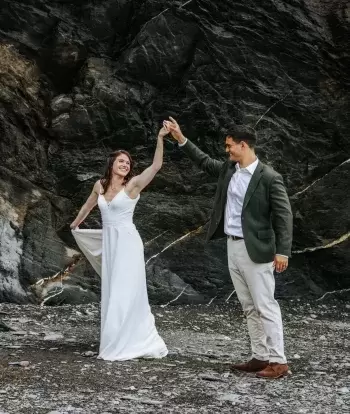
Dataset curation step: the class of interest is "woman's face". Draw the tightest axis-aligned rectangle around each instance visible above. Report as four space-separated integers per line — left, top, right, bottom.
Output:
112 154 131 178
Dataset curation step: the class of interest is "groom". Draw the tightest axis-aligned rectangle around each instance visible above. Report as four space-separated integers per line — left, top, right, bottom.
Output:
166 117 293 379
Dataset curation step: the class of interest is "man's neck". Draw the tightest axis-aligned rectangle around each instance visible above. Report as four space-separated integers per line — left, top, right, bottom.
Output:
239 153 257 169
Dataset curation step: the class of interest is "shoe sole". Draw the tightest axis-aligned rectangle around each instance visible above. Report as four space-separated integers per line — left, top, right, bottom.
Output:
230 366 269 373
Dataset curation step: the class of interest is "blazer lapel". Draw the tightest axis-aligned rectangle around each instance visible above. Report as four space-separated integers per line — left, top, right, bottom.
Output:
243 161 264 210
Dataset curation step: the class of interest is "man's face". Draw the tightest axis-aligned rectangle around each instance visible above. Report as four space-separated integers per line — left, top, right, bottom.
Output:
225 136 243 161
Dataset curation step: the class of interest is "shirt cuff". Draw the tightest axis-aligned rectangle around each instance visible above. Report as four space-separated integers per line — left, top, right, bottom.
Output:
178 138 188 147
276 254 289 258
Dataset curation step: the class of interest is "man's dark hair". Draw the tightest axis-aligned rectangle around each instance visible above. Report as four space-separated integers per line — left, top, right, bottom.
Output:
224 124 257 148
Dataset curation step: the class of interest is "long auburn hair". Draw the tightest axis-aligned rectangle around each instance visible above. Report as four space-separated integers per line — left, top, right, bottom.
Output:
100 150 134 194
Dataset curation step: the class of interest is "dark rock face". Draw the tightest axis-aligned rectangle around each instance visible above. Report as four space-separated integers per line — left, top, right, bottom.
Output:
0 0 349 304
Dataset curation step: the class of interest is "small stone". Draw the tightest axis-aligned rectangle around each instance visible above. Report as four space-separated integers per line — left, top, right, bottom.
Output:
82 351 97 357
338 387 349 394
8 361 30 367
12 331 27 336
44 334 64 341
319 335 327 341
293 354 301 359
120 396 163 406
199 374 227 382
123 386 136 391
82 350 94 358
310 314 317 319
217 392 241 403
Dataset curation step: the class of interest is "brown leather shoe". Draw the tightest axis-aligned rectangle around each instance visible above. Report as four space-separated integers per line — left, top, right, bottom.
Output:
230 358 269 373
256 363 289 379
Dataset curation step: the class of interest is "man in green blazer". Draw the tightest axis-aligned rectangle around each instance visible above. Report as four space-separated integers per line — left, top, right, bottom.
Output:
166 117 293 379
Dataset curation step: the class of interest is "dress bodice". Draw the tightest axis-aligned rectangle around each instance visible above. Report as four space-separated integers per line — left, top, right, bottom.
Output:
98 188 139 227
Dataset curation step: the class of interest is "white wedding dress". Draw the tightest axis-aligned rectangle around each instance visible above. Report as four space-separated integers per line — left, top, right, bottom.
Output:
72 186 168 361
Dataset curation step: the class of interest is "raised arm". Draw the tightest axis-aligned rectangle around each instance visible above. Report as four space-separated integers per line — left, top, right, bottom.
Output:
166 117 223 178
126 123 169 198
179 139 223 178
70 180 100 229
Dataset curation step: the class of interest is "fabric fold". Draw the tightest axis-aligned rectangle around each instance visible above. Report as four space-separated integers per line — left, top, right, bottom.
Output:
72 229 102 276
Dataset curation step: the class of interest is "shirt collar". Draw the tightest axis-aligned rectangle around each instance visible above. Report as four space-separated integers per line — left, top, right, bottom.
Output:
235 158 259 175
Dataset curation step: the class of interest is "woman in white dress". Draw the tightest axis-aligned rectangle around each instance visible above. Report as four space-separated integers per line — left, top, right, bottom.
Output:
69 123 170 361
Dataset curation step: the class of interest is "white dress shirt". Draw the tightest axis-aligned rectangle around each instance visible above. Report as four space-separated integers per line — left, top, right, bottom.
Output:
224 158 259 237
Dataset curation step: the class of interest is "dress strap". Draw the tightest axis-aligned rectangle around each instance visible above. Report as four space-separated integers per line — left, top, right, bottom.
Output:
99 180 103 195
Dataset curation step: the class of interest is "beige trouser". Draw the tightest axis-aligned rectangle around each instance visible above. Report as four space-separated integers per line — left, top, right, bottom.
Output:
227 238 287 364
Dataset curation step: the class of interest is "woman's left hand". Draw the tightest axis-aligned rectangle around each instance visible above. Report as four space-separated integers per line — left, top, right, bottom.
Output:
158 121 170 138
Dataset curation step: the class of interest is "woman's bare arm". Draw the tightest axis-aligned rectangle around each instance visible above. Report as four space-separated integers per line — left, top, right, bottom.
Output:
70 180 100 229
126 125 169 198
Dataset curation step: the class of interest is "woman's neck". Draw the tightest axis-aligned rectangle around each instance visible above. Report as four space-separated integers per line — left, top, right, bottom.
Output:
110 175 124 189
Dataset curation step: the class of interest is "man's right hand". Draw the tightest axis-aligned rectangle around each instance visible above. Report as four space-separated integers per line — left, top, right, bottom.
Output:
165 117 186 144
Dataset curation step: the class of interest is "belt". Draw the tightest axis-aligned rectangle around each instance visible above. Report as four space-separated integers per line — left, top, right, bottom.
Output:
228 235 244 241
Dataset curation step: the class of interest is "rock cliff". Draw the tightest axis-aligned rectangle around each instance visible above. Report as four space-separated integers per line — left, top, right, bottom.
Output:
0 0 349 304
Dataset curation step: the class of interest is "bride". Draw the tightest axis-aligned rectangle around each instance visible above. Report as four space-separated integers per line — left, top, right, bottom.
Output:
69 123 170 361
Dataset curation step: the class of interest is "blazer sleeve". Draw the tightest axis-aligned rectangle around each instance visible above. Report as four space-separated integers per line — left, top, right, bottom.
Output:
269 174 293 257
179 139 223 178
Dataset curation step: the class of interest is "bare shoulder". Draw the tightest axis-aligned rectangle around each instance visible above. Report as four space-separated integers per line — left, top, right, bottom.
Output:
93 179 101 194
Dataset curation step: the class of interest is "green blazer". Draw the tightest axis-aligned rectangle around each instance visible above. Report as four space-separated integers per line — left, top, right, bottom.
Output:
180 139 293 263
